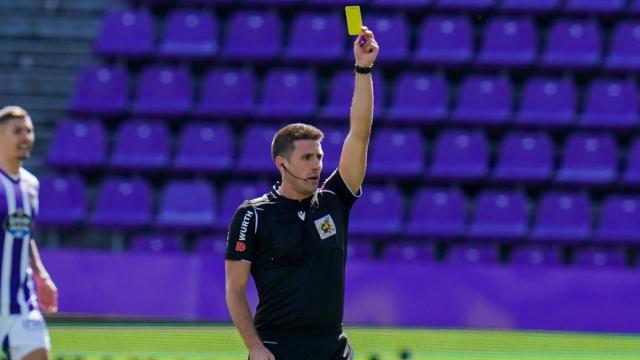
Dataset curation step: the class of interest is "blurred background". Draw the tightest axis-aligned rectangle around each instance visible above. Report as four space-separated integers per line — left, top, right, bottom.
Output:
2 0 640 358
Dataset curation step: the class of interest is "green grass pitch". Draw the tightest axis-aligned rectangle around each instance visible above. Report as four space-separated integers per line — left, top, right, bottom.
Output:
41 323 640 359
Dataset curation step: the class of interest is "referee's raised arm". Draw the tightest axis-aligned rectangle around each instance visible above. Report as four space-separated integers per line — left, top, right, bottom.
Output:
339 26 379 194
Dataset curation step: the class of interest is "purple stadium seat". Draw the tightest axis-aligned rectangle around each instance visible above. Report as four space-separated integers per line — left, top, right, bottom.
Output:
320 70 386 122
363 14 409 63
492 132 554 183
595 195 640 244
564 0 625 14
256 68 316 120
371 0 431 10
405 187 467 239
350 185 403 239
195 68 255 119
382 242 434 262
531 192 592 243
429 129 489 181
606 21 640 71
386 72 448 125
38 174 86 228
436 0 495 10
580 79 638 130
346 242 374 261
621 138 640 186
541 19 601 69
572 248 626 268
95 9 154 58
515 77 576 128
321 126 346 173
446 244 499 265
468 190 528 242
174 122 233 173
414 16 473 66
500 0 560 13
221 11 281 61
132 65 192 118
243 0 301 5
631 0 640 14
509 246 563 266
218 181 268 231
156 180 217 230
556 133 617 185
69 65 128 116
47 119 107 169
194 235 227 255
477 17 536 68
91 177 152 229
237 125 278 174
110 120 170 171
368 128 425 179
451 75 512 126
130 234 182 253
284 13 344 62
158 10 217 60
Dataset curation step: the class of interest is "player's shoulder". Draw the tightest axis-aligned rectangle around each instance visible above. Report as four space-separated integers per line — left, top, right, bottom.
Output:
19 168 39 187
237 192 276 212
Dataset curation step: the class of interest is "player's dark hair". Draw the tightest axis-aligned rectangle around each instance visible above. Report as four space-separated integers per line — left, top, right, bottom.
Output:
271 123 324 160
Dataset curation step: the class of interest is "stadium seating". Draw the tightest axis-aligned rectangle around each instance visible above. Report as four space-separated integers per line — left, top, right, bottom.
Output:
110 120 171 171
221 11 281 61
69 65 128 116
47 119 107 169
194 67 256 119
386 72 448 125
492 132 554 184
405 187 466 239
173 122 234 173
350 185 404 238
284 12 344 62
155 180 217 230
38 174 87 227
95 9 154 58
429 129 489 181
541 19 601 69
158 10 218 60
414 15 473 66
367 128 425 179
515 77 576 128
468 189 528 242
450 75 512 126
476 17 537 68
132 65 192 118
531 192 592 243
91 177 153 229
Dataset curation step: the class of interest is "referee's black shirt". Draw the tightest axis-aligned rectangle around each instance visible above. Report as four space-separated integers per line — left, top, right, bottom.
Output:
225 169 360 337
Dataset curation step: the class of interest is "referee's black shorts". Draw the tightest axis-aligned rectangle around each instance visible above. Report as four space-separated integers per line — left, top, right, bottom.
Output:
254 332 353 360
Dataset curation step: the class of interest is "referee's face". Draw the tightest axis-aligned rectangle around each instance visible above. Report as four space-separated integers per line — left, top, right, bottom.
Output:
288 139 323 195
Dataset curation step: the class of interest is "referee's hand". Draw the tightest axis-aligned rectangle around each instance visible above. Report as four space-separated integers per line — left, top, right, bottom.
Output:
249 344 275 360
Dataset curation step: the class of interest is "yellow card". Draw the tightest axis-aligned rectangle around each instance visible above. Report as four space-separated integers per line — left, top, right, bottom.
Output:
345 6 363 36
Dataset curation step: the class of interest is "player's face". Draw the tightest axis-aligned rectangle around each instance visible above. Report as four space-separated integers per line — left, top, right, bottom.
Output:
287 139 323 194
0 117 35 162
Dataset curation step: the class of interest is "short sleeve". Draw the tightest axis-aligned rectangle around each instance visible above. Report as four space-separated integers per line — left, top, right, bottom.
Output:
321 169 361 209
225 202 258 262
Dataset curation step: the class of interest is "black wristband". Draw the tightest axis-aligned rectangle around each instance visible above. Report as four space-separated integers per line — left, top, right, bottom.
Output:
354 65 373 74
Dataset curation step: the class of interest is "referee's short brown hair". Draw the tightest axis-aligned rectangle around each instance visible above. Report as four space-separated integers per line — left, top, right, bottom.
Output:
271 123 324 160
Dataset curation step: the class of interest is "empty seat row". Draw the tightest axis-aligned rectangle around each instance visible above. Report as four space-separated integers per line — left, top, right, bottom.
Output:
130 233 631 268
96 9 640 71
70 64 640 131
39 174 640 245
133 0 640 15
46 120 640 186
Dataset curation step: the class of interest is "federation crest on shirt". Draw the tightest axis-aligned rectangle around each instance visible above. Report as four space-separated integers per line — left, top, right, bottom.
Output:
3 209 33 238
314 214 336 239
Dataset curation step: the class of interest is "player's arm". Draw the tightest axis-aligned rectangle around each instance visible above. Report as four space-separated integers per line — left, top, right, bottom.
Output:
339 26 379 194
30 239 58 314
225 205 274 360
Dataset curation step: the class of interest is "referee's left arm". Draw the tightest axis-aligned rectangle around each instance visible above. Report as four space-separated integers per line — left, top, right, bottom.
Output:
340 26 379 194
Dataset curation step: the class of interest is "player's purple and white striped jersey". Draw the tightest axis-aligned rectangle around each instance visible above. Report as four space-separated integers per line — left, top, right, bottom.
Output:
0 168 39 316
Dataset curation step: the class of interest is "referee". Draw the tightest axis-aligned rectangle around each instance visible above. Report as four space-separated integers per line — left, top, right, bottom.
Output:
225 27 379 360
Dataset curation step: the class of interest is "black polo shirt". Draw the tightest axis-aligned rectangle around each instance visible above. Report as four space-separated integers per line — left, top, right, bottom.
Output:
225 169 360 336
